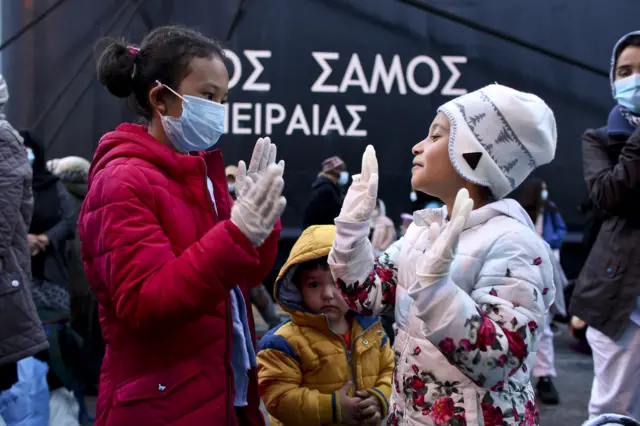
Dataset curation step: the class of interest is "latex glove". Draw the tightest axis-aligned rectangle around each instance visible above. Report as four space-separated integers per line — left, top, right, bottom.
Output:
337 145 379 223
231 164 287 246
236 137 285 198
416 188 474 286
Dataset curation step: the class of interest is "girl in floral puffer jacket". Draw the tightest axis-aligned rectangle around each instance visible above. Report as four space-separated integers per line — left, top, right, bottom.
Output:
328 84 557 426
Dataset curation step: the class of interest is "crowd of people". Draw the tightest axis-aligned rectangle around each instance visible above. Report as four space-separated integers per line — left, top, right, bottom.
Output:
0 23 639 426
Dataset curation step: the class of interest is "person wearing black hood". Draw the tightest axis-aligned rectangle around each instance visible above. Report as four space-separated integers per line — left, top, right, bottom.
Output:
20 131 87 424
20 131 76 314
572 31 640 419
302 156 348 228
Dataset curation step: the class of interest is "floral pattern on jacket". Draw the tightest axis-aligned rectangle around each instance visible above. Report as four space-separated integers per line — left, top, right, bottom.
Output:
329 201 554 425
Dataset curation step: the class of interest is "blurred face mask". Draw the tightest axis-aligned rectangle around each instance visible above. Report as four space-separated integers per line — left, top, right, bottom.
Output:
541 189 549 201
228 183 235 193
156 81 225 153
410 191 418 202
338 171 349 185
26 148 34 166
615 74 640 113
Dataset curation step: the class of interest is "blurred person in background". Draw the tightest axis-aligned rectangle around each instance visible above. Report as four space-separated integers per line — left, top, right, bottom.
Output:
47 156 101 419
370 199 396 257
399 213 413 237
572 30 640 419
0 74 49 426
518 178 568 405
226 164 237 200
370 199 398 344
46 157 94 352
21 131 83 425
518 179 566 261
302 156 348 228
20 131 76 316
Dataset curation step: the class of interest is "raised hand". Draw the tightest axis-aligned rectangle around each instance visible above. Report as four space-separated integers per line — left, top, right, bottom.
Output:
236 137 284 199
231 164 287 246
416 188 474 285
337 145 379 223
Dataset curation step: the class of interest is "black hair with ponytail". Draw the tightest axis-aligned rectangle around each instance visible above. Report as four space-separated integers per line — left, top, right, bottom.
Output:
96 25 225 119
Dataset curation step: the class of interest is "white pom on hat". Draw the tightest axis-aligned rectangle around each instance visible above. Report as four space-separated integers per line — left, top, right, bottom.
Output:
438 84 557 199
0 74 8 105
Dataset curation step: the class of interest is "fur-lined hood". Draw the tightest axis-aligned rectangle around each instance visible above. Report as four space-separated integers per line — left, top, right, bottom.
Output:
47 156 90 198
47 156 90 182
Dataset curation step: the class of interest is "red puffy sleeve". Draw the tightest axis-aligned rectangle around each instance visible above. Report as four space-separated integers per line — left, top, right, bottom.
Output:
79 164 264 329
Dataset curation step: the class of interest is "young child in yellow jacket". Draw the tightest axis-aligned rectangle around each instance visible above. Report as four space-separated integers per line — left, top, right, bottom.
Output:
257 225 395 425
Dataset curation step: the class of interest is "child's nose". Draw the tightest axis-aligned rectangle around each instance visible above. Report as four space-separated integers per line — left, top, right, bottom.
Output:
322 286 334 300
412 140 424 156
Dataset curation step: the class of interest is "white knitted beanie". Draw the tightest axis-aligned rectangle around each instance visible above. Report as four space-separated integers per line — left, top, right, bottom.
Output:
438 84 557 199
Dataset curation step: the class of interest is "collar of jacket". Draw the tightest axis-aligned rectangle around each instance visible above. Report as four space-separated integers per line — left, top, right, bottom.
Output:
413 199 536 233
286 306 379 338
89 123 226 188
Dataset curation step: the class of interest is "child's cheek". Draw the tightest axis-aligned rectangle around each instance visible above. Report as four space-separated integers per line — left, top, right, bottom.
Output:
336 294 350 312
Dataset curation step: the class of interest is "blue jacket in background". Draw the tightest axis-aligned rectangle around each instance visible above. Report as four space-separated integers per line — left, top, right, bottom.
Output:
542 206 567 250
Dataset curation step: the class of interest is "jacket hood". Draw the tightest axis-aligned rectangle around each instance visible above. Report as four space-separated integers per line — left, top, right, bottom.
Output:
414 198 536 232
610 31 640 97
275 225 336 314
48 156 90 182
89 123 223 188
274 225 379 331
47 156 90 198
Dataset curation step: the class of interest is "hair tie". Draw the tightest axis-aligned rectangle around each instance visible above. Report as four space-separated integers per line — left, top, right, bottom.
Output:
128 46 140 79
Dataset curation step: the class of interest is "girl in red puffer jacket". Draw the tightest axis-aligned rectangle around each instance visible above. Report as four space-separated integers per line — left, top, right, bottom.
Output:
79 25 286 426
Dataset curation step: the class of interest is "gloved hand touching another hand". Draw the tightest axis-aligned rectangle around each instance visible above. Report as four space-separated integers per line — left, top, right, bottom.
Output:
416 188 474 286
231 164 287 247
236 137 285 198
337 145 379 223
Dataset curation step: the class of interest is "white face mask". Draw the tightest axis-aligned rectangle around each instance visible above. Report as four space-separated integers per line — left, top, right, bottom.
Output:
156 81 225 153
541 190 548 201
410 191 418 202
338 171 349 185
